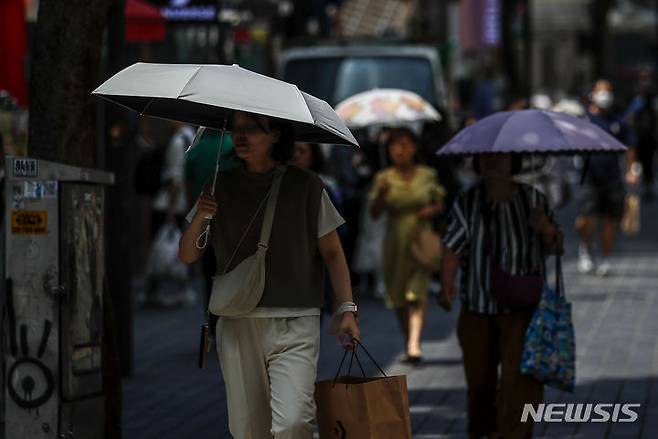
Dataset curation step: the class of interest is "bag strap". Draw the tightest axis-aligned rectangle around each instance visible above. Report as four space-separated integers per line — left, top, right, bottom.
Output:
518 186 546 276
258 165 286 248
554 251 564 298
332 339 387 387
221 166 286 274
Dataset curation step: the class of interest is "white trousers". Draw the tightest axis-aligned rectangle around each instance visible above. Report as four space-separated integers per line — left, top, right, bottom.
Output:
217 316 320 439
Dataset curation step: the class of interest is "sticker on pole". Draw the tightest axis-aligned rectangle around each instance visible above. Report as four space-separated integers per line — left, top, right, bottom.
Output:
11 211 48 235
12 159 38 178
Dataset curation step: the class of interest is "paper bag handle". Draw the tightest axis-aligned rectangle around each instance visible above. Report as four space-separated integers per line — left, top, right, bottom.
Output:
332 339 387 387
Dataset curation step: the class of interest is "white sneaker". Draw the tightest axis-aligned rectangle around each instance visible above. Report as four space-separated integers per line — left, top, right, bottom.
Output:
577 245 595 274
596 259 612 277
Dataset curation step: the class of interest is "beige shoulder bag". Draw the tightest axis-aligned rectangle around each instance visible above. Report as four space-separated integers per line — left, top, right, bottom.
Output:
208 166 286 317
410 225 442 273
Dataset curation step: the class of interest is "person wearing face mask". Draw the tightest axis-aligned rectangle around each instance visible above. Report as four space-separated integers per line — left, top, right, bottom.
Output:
575 79 639 276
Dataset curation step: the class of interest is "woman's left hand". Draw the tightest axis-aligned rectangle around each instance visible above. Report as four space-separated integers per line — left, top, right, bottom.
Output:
338 312 361 350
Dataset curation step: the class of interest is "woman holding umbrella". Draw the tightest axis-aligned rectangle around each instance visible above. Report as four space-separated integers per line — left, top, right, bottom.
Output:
179 111 360 439
436 108 628 437
440 152 561 438
94 63 363 439
369 127 445 364
335 89 445 363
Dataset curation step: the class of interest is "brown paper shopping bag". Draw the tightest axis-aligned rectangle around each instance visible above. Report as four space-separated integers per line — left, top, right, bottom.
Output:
315 341 412 438
621 193 640 236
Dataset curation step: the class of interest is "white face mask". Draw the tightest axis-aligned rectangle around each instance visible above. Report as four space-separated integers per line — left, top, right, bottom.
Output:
592 90 614 109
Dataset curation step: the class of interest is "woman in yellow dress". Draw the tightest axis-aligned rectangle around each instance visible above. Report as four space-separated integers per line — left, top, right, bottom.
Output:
370 128 445 363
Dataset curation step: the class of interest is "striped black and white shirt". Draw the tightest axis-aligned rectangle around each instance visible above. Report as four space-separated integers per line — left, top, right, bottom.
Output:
443 183 555 314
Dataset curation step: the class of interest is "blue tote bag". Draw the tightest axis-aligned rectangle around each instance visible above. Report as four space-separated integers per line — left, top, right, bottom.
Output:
520 253 576 392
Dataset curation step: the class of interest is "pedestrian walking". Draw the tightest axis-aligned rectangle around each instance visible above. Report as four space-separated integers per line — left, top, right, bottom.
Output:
334 88 443 300
576 79 639 276
95 62 360 438
153 121 195 226
324 142 372 287
369 127 445 364
292 141 344 213
292 141 345 319
440 153 562 439
146 120 196 306
179 111 360 439
626 70 657 200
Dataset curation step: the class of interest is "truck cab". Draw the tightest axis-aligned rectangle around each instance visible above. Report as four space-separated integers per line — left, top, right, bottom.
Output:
278 44 447 113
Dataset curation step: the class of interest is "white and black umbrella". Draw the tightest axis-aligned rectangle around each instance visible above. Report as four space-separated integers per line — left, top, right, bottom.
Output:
93 62 359 147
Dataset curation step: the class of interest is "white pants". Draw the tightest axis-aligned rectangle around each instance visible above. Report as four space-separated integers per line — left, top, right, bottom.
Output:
217 316 320 439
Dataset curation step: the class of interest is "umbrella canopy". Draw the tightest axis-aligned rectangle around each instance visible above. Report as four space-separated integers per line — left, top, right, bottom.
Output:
335 88 441 129
437 109 627 156
92 62 358 147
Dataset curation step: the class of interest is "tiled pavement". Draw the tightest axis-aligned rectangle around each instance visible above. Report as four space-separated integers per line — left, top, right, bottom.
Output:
123 188 658 438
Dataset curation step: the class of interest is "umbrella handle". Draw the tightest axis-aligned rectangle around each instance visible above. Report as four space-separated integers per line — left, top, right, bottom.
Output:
209 119 228 197
195 119 226 250
196 221 211 249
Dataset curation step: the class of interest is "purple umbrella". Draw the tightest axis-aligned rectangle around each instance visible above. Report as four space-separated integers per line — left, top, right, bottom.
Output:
437 109 627 155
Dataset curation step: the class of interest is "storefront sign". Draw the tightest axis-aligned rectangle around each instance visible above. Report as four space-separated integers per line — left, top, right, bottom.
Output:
11 211 48 235
460 0 501 50
482 0 501 46
151 0 217 22
12 158 38 178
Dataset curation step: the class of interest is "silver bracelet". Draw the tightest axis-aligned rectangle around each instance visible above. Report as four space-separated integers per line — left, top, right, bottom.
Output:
336 301 358 316
329 302 358 335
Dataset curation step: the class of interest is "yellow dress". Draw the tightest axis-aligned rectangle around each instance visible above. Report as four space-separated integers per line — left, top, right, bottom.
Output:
369 165 445 308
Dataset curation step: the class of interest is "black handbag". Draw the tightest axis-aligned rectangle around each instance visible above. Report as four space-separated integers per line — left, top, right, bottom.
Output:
489 262 544 309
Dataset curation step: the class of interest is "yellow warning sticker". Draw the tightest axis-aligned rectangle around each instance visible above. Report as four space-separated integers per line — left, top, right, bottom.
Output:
11 211 48 235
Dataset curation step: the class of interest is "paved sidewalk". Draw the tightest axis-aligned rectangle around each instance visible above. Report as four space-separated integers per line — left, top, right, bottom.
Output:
123 190 658 438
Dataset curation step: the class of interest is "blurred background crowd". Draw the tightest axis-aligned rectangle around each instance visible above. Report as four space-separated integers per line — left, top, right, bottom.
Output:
0 0 656 371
